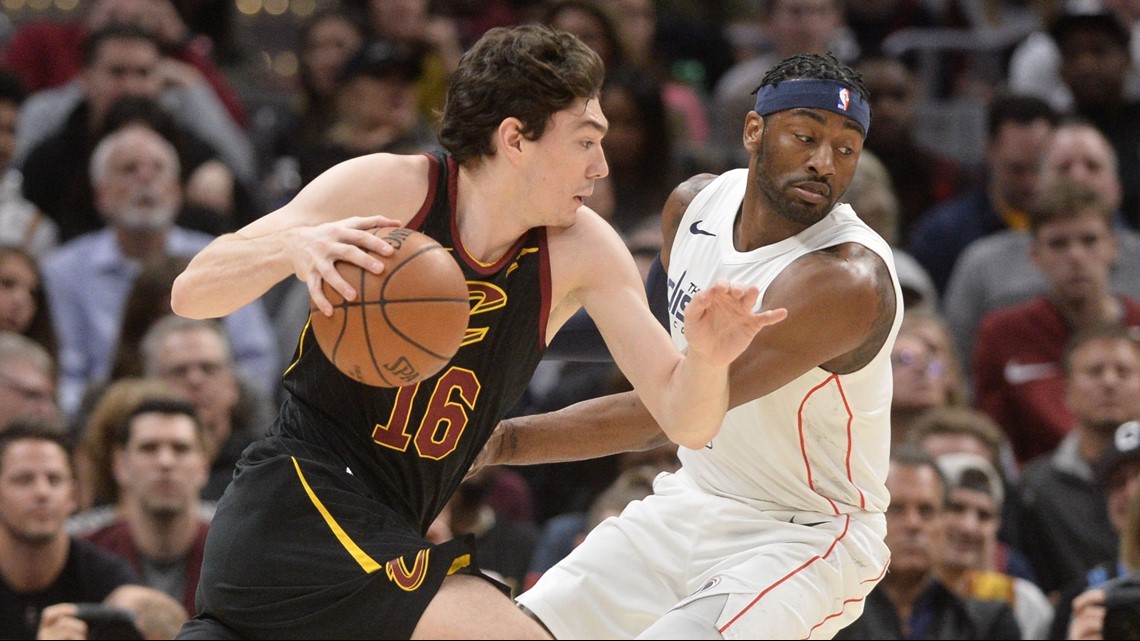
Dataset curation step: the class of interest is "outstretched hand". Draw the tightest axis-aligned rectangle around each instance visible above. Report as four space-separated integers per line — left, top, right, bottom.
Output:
682 280 787 366
287 215 402 316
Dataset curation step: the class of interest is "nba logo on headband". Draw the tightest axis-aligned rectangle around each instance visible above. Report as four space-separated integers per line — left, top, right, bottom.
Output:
753 79 870 134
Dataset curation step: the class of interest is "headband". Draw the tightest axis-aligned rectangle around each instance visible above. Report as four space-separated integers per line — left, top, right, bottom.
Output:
753 79 870 135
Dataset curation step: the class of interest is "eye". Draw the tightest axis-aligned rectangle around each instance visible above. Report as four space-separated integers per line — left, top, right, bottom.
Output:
795 134 813 143
581 140 595 149
837 146 855 156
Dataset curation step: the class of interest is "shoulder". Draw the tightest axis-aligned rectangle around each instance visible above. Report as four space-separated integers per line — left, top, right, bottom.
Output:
660 173 720 265
284 152 432 223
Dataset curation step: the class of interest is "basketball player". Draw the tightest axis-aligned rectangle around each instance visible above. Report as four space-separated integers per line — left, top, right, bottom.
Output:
485 52 905 639
168 25 783 639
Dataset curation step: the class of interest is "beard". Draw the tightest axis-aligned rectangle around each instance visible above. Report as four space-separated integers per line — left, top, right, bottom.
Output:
112 188 179 231
754 129 837 226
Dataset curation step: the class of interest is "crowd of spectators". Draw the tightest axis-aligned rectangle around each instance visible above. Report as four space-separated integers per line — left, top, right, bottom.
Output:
2 0 1140 638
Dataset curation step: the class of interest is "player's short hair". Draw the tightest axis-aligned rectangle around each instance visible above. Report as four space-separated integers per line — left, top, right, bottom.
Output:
438 24 605 164
754 52 869 109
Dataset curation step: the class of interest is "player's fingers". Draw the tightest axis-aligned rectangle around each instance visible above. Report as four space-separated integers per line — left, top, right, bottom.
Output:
339 243 386 275
307 272 335 317
756 307 788 327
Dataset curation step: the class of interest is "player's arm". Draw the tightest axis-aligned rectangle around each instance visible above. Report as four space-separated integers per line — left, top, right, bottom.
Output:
171 154 427 319
549 210 785 450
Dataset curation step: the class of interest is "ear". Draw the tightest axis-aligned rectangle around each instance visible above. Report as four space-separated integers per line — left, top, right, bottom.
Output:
743 112 765 155
497 117 526 163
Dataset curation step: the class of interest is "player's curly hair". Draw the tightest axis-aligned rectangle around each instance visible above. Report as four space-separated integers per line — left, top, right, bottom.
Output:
438 24 605 164
752 52 870 103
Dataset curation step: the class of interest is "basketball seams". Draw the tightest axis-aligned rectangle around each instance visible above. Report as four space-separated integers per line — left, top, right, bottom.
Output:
311 228 469 387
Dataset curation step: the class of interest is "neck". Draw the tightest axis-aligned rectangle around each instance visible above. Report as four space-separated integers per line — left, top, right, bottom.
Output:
115 227 168 261
0 532 70 592
1079 425 1116 465
1053 291 1121 329
455 164 529 264
934 564 971 598
122 501 199 562
881 570 933 626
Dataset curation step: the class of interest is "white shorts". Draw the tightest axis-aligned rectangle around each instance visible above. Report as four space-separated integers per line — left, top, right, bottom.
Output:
516 471 890 640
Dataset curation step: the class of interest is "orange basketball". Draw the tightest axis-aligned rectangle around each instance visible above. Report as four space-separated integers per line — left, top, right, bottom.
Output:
309 227 470 387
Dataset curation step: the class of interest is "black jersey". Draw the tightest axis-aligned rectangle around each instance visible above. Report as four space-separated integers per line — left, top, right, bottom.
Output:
277 152 550 533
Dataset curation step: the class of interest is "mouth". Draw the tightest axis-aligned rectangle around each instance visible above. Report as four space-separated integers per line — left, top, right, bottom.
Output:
791 181 830 204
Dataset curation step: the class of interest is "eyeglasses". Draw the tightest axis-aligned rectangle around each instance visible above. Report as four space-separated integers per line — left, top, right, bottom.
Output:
0 371 56 405
159 360 230 380
891 350 947 378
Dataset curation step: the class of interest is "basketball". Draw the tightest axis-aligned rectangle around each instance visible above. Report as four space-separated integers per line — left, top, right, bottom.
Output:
309 227 470 387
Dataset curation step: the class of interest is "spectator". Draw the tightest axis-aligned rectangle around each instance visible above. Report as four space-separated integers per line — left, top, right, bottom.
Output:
907 405 1030 579
943 119 1140 383
854 54 969 240
834 445 1022 640
16 24 254 240
441 466 538 597
891 308 967 443
543 0 710 174
712 0 857 165
79 398 210 615
1009 4 1140 116
108 255 191 383
972 180 1140 466
39 122 277 419
352 0 462 131
0 331 57 430
935 452 1054 640
1052 419 1140 639
1 0 248 127
0 245 57 362
71 376 186 513
0 419 138 639
591 65 679 236
139 315 274 502
1009 323 1140 598
251 6 367 210
295 39 439 187
906 94 1059 294
0 68 57 257
37 583 189 640
843 148 940 309
1054 9 1140 227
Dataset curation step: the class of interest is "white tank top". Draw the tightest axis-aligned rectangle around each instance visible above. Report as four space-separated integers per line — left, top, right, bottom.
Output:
667 168 902 515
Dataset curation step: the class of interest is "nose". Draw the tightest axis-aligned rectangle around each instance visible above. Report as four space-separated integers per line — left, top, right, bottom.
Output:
591 147 609 180
806 144 835 178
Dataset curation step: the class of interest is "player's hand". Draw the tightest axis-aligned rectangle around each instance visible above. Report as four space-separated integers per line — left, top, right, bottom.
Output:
36 603 87 640
466 422 506 481
285 215 401 316
1068 588 1106 640
682 280 787 366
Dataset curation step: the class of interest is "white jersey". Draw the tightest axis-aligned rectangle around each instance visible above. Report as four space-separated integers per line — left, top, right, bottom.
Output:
667 168 902 516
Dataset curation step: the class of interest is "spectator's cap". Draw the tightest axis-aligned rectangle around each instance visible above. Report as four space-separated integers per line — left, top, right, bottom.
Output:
1049 9 1130 50
339 40 422 83
936 452 1004 506
894 252 939 310
1096 420 1140 487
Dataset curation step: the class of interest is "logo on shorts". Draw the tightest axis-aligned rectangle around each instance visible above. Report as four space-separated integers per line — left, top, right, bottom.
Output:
837 88 850 111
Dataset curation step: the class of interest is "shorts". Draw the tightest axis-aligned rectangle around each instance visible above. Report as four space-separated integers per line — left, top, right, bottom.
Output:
195 437 503 640
517 471 890 640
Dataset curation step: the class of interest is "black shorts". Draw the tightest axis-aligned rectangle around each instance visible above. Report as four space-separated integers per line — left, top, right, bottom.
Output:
195 436 504 639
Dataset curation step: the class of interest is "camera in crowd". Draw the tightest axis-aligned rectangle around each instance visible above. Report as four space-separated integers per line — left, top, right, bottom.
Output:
1103 573 1140 640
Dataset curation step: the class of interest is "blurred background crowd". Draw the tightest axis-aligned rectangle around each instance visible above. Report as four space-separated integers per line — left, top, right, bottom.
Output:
1 0 1140 639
